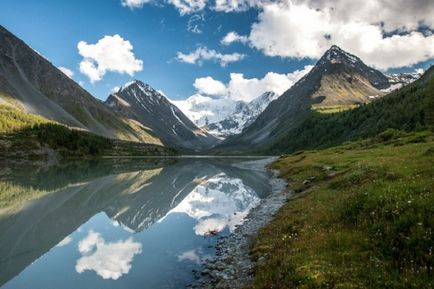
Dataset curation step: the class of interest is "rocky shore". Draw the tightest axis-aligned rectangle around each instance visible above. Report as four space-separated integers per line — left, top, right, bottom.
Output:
189 159 291 288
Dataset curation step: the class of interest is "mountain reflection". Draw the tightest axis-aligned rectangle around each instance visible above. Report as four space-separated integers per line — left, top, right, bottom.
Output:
0 158 273 287
168 173 261 236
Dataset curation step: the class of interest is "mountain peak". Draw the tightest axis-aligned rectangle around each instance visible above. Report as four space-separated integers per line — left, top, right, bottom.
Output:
320 45 360 65
117 80 168 102
121 79 150 91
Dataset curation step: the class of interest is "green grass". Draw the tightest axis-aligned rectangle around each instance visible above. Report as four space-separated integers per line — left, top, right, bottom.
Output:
250 130 433 289
312 104 359 114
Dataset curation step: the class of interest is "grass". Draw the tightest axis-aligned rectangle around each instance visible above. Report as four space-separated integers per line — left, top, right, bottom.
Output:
312 104 359 114
249 130 433 289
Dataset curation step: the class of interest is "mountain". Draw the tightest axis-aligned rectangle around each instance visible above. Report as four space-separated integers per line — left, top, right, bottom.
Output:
172 94 239 129
214 45 394 153
205 92 279 138
105 80 218 151
0 25 160 144
266 65 434 153
383 71 423 92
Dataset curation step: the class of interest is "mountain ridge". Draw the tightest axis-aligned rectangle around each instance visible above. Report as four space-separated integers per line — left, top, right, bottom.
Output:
105 80 219 151
213 45 397 153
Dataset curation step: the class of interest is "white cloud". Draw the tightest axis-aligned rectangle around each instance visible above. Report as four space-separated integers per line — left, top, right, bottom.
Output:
121 0 206 14
176 46 245 67
226 65 312 102
168 0 207 15
111 86 121 93
247 1 434 69
56 235 72 247
188 65 312 102
121 0 151 9
221 31 248 46
58 66 74 78
78 35 143 83
214 0 272 12
194 76 227 95
76 230 142 280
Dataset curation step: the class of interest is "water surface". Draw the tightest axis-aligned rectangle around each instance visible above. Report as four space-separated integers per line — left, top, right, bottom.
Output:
0 158 275 289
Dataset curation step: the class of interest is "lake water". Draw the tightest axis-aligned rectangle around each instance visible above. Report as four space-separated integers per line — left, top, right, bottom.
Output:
0 157 276 289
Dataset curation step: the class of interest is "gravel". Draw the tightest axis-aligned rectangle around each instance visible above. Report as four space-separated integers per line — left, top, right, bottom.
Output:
188 158 292 289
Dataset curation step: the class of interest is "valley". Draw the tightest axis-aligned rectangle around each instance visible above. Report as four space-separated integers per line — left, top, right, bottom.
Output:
0 6 433 289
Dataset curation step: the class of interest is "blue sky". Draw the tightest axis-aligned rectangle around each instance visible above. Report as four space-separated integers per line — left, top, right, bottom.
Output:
1 0 433 101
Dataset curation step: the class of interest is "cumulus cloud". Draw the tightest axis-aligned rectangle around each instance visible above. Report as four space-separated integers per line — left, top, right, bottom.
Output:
247 0 434 69
189 65 312 102
221 31 248 45
58 66 74 78
121 0 151 9
214 0 272 12
194 76 227 95
226 65 312 101
75 230 142 280
176 46 246 67
78 35 143 83
168 0 207 15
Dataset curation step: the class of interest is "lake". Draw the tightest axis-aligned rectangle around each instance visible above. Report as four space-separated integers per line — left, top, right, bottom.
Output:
0 157 277 289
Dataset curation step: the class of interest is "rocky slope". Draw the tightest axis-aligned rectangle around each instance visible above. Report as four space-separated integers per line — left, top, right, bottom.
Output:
105 81 218 151
0 25 160 144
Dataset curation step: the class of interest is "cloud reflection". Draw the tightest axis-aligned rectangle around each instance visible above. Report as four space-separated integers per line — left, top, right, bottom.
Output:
75 230 142 280
170 173 260 236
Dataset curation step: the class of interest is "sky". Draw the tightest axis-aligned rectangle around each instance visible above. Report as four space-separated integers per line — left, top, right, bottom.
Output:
1 0 433 102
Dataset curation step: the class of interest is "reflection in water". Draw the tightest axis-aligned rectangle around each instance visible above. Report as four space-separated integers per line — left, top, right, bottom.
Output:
0 158 274 289
75 230 142 280
169 173 260 236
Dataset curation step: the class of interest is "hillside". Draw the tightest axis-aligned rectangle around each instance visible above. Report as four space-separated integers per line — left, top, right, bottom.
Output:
266 65 434 153
0 104 174 161
0 25 160 145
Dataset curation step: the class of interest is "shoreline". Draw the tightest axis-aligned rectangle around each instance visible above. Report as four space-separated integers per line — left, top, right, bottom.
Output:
190 158 292 289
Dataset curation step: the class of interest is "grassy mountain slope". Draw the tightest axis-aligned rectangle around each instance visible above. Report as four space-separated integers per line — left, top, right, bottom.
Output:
265 65 434 154
214 46 391 153
0 104 174 161
0 25 161 145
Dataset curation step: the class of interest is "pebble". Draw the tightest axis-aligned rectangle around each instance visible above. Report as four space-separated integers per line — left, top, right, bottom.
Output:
193 168 292 289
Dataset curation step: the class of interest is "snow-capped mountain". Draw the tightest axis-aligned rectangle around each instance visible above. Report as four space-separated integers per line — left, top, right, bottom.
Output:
205 92 279 138
172 92 278 138
172 94 239 128
105 80 218 151
383 72 423 92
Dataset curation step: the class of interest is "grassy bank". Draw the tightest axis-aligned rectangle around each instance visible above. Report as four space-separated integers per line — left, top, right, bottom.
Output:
250 130 433 288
